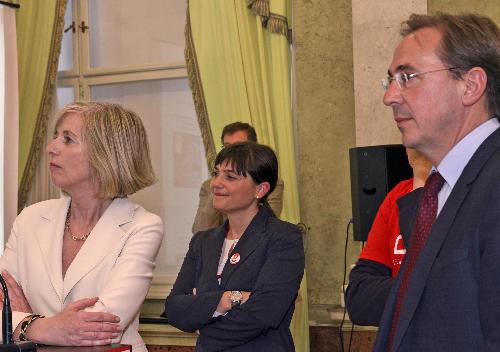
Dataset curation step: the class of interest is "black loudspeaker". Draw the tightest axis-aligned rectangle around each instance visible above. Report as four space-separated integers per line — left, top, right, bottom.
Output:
349 145 412 241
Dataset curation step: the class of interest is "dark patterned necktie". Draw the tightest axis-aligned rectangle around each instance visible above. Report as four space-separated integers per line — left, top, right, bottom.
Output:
388 171 445 351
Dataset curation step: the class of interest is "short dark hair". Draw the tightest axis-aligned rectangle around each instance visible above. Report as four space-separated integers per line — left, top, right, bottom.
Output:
220 122 258 144
401 13 500 115
214 142 278 211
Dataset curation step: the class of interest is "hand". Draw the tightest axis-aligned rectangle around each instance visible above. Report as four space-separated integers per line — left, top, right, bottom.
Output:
215 291 252 314
215 292 231 314
1 270 32 313
25 297 122 346
240 291 251 304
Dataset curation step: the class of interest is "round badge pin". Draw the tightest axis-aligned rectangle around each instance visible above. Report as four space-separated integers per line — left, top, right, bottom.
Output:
230 252 240 264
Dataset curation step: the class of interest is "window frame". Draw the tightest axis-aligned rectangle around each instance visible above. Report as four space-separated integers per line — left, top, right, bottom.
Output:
57 0 198 298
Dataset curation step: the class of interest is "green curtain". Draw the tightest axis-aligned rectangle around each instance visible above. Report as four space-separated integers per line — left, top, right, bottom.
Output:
16 0 66 211
186 1 309 351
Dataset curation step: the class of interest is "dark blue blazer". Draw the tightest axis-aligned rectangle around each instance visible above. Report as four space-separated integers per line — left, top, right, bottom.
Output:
165 206 304 352
374 127 500 352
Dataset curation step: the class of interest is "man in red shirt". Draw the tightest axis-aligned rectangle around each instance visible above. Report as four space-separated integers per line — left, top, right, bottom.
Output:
345 149 431 325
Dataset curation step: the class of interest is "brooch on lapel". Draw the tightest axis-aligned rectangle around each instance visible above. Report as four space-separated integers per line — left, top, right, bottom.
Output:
229 252 240 264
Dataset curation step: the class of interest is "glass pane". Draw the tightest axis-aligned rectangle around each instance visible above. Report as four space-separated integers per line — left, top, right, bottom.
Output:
88 0 186 68
90 78 208 277
56 86 75 109
59 0 74 71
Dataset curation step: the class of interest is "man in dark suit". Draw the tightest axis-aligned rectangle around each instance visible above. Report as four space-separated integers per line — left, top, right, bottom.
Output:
374 13 500 351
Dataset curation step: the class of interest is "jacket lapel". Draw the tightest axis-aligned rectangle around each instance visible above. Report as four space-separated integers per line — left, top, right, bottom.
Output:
220 208 268 287
392 183 471 350
62 197 135 300
36 197 70 303
397 188 422 249
202 225 226 290
391 128 500 351
373 189 423 351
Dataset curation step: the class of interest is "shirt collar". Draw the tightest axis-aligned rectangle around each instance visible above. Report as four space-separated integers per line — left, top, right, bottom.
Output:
435 117 499 190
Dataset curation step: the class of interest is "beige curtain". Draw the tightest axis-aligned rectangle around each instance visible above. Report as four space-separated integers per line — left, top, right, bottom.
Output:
186 1 309 350
16 0 66 211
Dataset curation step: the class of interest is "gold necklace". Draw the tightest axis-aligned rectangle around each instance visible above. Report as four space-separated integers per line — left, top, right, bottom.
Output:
65 206 91 241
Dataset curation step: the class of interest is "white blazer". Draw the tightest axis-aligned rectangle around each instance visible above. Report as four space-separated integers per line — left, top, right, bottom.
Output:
0 196 163 352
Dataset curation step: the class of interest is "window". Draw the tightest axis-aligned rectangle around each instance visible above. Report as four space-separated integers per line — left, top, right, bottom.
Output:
57 0 208 296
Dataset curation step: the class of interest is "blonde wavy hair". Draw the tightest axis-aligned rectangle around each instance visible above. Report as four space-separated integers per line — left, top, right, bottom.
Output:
54 101 156 198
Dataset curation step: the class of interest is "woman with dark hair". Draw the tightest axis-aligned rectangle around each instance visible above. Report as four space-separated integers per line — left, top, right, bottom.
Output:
165 142 304 351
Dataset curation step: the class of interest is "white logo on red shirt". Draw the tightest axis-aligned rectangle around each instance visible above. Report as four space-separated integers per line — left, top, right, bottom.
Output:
393 234 406 255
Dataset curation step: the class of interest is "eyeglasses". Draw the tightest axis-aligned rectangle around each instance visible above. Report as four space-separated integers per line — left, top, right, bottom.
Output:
381 67 460 90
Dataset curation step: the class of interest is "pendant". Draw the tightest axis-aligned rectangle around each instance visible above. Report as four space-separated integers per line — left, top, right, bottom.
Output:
71 233 90 241
229 252 240 265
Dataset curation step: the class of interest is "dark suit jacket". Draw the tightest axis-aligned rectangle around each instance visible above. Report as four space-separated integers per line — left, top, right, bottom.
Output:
374 127 500 352
165 206 304 352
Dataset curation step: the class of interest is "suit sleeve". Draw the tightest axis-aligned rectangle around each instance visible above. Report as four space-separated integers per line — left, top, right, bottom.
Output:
479 187 500 350
344 183 404 326
84 211 164 343
0 212 33 328
164 235 225 332
268 178 284 218
198 224 305 351
192 179 223 234
0 202 163 345
345 259 393 326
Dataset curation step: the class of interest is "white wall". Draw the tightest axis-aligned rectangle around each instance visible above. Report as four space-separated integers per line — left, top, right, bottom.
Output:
0 5 19 251
351 0 427 147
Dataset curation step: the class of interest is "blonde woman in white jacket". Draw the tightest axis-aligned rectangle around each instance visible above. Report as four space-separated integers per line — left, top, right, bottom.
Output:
0 102 162 351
